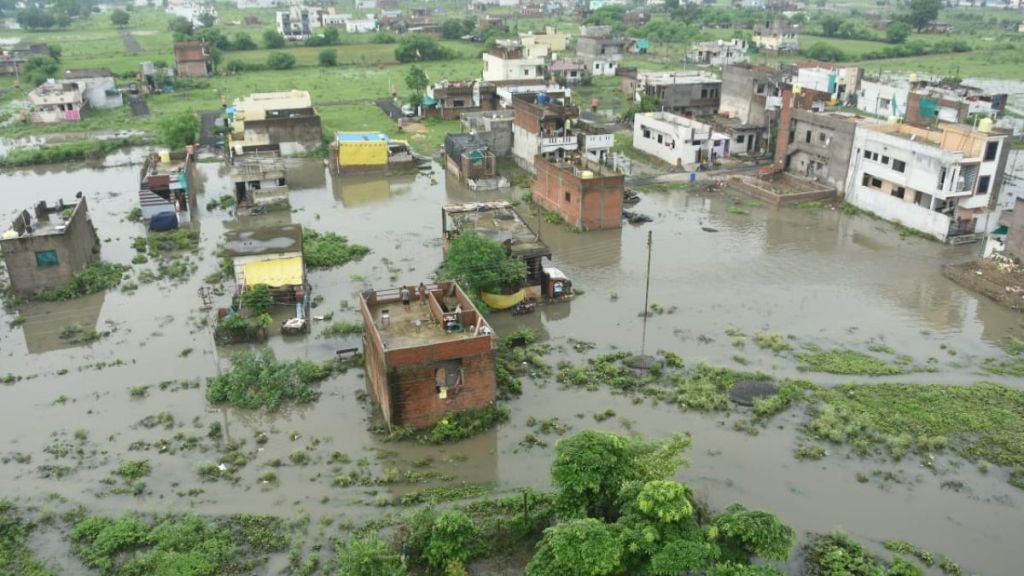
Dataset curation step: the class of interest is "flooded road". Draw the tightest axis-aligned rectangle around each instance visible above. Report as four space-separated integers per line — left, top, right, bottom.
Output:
1 154 1022 574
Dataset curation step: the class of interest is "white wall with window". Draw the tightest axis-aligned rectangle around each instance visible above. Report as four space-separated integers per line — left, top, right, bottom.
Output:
632 112 728 168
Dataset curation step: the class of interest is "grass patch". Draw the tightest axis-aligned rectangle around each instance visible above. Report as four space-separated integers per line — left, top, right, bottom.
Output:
0 137 145 168
205 349 338 411
302 229 370 269
980 337 1024 377
320 321 363 338
495 329 552 400
0 500 55 575
796 346 904 376
753 332 792 354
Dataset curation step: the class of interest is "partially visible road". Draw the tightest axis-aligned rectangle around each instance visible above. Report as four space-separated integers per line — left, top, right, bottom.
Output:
199 111 221 149
128 95 149 117
121 31 141 54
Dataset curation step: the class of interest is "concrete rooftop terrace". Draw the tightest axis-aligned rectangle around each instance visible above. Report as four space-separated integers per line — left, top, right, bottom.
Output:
361 283 492 350
443 201 550 260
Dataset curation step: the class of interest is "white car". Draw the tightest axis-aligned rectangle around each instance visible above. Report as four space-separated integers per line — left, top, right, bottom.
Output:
401 104 416 117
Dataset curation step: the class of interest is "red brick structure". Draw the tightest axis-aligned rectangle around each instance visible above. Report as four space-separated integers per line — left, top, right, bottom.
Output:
532 156 624 230
360 282 496 430
174 41 212 78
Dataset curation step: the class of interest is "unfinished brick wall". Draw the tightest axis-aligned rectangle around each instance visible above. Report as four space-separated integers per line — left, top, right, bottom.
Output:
532 156 623 230
388 350 496 429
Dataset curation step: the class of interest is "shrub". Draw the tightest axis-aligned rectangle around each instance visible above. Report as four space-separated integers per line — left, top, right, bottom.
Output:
240 284 274 315
425 510 478 569
266 51 296 70
205 349 334 411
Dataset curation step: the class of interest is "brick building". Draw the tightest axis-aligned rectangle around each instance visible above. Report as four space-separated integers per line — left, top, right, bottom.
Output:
422 81 499 120
1 197 99 295
532 156 624 230
360 282 496 430
174 41 212 78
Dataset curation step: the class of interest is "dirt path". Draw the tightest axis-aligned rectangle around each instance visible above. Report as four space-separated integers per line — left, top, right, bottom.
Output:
121 31 141 54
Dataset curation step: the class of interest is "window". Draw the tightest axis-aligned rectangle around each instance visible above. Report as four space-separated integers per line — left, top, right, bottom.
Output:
862 173 882 189
643 128 651 139
892 159 906 173
35 250 59 267
657 134 663 144
984 141 999 162
523 68 530 76
701 88 708 99
977 175 991 195
737 134 745 144
805 130 811 143
818 132 827 143
891 187 905 199
864 149 871 159
564 192 571 202
453 99 465 108
788 130 794 144
881 155 890 165
937 167 947 189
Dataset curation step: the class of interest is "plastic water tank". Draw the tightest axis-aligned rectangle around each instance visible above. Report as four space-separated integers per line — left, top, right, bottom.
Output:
580 170 594 179
978 117 993 133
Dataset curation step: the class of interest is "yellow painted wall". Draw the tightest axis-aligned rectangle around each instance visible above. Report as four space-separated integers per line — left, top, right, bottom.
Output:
339 141 388 167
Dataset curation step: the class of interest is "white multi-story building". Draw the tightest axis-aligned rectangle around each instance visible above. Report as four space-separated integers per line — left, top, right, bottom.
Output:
510 92 614 171
793 64 861 105
844 120 1008 242
483 43 547 83
166 0 217 27
633 112 730 169
856 80 909 119
689 39 748 67
276 6 323 40
344 17 377 33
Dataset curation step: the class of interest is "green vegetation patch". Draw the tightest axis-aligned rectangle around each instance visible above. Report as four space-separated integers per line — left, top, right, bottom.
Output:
69 512 289 575
0 500 55 576
796 347 904 376
302 229 369 269
205 349 336 411
806 531 923 576
0 137 144 168
34 262 127 301
980 337 1024 377
320 321 363 338
803 382 1024 469
495 329 553 400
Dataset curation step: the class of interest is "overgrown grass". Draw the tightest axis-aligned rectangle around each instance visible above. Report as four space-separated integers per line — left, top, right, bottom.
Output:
383 405 511 444
319 321 363 338
796 346 904 376
33 262 127 302
205 349 336 411
0 137 145 168
980 337 1024 377
302 229 369 269
0 500 55 575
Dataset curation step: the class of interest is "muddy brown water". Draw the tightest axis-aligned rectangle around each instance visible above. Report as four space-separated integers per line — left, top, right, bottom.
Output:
1 154 1023 575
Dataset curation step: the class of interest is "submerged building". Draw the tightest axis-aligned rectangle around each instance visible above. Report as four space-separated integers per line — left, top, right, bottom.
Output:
360 281 497 430
532 156 624 230
1 196 99 294
229 90 323 155
329 132 415 174
138 150 197 225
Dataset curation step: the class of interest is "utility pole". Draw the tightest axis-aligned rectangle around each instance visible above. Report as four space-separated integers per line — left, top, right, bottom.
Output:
640 230 652 356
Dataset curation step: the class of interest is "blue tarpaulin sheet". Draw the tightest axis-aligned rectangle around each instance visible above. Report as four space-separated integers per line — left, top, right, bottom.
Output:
149 211 179 231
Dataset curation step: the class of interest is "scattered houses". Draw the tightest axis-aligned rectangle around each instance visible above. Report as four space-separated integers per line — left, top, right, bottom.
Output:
549 60 586 85
138 150 197 226
844 120 1009 242
173 41 212 78
532 156 625 230
166 0 217 27
510 90 613 172
229 90 323 155
359 281 497 430
230 145 289 209
689 39 749 67
1 196 99 295
904 78 1008 127
423 80 500 120
28 80 85 123
633 112 731 169
790 62 862 106
0 43 50 76
62 69 122 109
461 110 515 158
520 25 569 55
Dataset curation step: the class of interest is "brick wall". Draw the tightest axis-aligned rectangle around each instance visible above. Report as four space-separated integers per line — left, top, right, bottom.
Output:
390 350 496 429
532 156 623 230
1008 199 1024 262
1 198 99 294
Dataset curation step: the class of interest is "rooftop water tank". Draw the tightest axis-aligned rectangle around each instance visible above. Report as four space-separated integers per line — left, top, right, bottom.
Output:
978 117 993 133
580 170 594 179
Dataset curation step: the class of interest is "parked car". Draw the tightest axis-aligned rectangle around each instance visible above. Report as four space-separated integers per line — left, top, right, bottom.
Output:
401 104 416 117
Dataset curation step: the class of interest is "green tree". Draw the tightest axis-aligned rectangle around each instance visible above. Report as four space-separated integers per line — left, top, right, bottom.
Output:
157 110 199 149
424 510 478 570
886 21 912 43
232 32 257 50
441 18 469 39
16 8 55 30
110 9 130 28
318 48 337 67
20 56 58 86
526 519 622 576
197 11 216 28
338 535 407 576
906 0 941 31
550 430 690 520
706 564 786 576
323 27 340 44
263 29 286 48
819 14 844 37
168 16 193 38
712 504 796 563
266 51 296 69
394 35 454 62
240 284 274 315
405 64 429 96
441 231 527 296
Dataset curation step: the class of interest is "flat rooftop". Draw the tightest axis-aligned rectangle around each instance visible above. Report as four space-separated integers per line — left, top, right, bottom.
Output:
3 198 86 240
363 283 492 350
640 71 721 85
862 122 994 156
444 201 550 260
223 224 303 258
337 132 388 143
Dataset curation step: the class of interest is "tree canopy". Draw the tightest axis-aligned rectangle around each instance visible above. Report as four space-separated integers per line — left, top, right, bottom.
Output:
886 21 911 44
906 0 941 32
110 9 130 28
394 35 455 63
318 48 337 67
441 231 527 296
337 534 407 576
263 29 286 49
21 56 59 87
405 65 429 96
266 51 296 70
157 110 199 149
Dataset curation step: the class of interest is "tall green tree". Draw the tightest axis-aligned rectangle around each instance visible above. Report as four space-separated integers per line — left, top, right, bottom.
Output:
526 519 623 576
157 110 199 149
394 35 454 62
424 510 478 570
441 231 526 296
906 0 941 31
405 65 429 96
263 29 286 48
197 11 216 28
20 56 58 86
886 21 912 43
169 16 193 38
712 504 796 564
110 9 130 28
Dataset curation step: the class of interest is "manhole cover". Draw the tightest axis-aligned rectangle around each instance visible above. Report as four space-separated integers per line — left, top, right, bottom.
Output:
729 380 778 406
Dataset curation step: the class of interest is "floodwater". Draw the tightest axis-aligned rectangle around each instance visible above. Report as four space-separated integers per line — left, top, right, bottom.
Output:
1 154 1022 574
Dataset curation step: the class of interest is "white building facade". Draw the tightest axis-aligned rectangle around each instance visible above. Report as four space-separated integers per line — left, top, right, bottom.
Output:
633 112 730 168
856 80 909 119
844 122 1007 242
482 45 547 82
